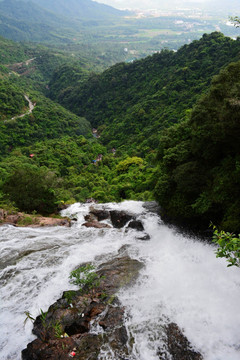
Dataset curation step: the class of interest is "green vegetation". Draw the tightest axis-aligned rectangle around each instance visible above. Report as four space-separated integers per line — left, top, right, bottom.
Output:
0 78 27 120
0 0 239 61
49 32 240 153
69 264 100 293
212 226 240 267
3 165 58 214
24 311 35 327
154 60 240 232
1 30 240 239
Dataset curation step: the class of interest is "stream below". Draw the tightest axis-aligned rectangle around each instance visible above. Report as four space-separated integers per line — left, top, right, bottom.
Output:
0 201 240 360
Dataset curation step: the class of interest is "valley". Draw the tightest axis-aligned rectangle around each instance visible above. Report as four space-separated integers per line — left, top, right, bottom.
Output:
0 1 240 359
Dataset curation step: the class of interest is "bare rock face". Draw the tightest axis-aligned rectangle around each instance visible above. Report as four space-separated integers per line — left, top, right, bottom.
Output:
22 256 143 360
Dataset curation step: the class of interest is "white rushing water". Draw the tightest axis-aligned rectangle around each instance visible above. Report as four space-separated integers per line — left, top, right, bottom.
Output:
0 201 240 360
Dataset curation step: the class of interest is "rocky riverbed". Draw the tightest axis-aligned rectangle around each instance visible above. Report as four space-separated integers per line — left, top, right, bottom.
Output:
22 205 203 360
0 209 71 227
22 252 202 360
1 201 239 360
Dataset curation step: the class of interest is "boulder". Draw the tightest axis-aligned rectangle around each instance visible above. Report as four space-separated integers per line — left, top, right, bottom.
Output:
127 220 144 231
136 233 151 241
84 213 98 222
22 256 143 360
89 207 110 221
82 220 111 229
110 210 134 228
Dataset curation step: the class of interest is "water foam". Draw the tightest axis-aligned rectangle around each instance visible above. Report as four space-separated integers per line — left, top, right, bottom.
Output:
0 201 239 359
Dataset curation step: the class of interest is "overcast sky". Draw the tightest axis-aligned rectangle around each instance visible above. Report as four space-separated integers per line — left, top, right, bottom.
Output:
95 0 209 10
95 0 240 11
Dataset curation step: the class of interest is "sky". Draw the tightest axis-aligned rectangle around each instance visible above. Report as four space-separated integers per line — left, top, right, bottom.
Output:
95 0 208 10
95 0 240 11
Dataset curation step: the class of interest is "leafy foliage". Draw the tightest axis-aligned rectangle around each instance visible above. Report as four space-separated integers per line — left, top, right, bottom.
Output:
1 31 240 235
3 164 58 214
0 78 27 120
49 32 240 154
154 60 240 232
69 264 100 293
212 226 240 267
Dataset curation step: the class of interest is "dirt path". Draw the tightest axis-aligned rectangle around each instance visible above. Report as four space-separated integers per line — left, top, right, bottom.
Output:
7 57 36 69
4 95 36 123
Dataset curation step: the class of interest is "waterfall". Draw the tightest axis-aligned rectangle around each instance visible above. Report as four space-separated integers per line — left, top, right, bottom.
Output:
0 201 240 360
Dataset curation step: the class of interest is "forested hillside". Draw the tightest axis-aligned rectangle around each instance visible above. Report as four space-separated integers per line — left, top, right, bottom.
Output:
0 0 127 43
48 32 240 231
0 36 154 214
28 0 128 20
1 32 240 232
154 61 240 232
49 32 240 154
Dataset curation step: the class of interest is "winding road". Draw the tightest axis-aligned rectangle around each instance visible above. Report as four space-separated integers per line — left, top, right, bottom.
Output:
4 95 36 123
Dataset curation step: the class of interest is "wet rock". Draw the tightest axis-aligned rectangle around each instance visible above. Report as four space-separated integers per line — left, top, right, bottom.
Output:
65 302 105 336
84 213 98 222
97 256 143 295
127 220 144 231
22 256 143 360
136 233 151 241
22 336 82 360
110 210 134 228
72 333 103 359
82 220 111 229
99 306 125 330
89 207 110 221
158 323 203 360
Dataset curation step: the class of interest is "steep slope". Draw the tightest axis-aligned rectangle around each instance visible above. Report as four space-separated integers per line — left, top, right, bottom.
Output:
49 32 240 153
0 36 154 211
0 35 31 63
0 0 82 42
0 76 28 120
0 93 91 155
154 60 240 232
0 0 128 43
0 0 67 25
29 0 129 20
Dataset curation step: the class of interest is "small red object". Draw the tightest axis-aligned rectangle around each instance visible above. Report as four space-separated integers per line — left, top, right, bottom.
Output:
29 154 34 158
70 352 76 357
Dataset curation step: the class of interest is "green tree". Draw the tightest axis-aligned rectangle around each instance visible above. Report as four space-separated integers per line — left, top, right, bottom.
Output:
3 164 58 214
230 16 240 27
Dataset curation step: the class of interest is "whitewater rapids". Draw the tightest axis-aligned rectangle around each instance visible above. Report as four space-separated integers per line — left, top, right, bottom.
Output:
0 201 239 360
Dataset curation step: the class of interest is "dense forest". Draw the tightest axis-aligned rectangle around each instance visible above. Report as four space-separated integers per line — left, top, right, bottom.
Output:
154 61 240 231
49 33 240 152
0 30 240 235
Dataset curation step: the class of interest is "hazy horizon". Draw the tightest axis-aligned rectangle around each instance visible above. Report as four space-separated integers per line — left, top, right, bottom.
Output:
94 0 240 12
